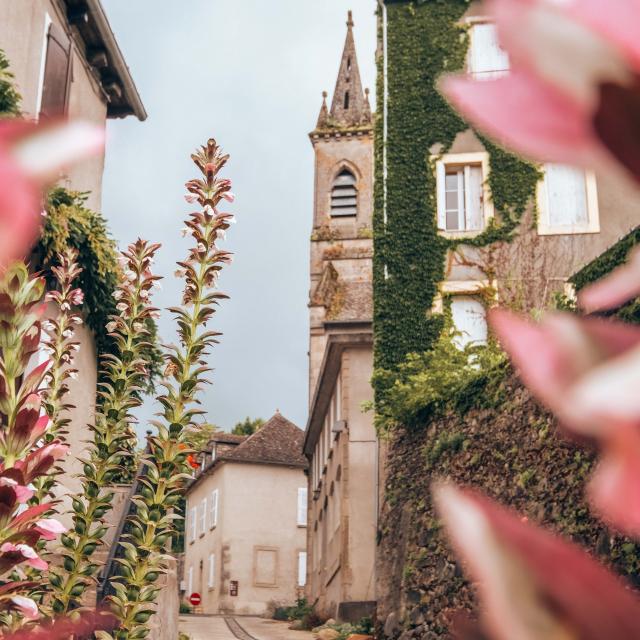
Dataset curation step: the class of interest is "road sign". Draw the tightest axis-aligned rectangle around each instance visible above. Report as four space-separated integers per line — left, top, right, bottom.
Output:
189 593 201 606
229 581 238 597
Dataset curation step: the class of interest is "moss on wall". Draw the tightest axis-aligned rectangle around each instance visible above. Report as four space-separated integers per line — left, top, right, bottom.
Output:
377 375 640 638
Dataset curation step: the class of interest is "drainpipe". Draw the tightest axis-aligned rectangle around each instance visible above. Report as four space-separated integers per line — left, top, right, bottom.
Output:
377 0 389 228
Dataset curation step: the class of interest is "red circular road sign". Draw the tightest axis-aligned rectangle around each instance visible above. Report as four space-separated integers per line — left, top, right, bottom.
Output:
189 593 201 606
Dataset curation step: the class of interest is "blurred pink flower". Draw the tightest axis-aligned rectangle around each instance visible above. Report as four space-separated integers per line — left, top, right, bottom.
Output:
10 595 38 620
0 120 104 267
441 0 640 182
434 484 640 640
33 518 66 541
579 246 640 312
491 308 640 535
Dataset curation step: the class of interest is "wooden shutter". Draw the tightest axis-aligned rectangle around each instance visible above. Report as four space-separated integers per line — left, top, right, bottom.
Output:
545 164 588 228
187 566 193 595
298 551 307 587
200 497 207 535
297 487 308 526
436 161 447 230
40 22 73 119
465 165 484 231
208 554 216 588
189 507 197 542
471 23 509 78
210 489 219 528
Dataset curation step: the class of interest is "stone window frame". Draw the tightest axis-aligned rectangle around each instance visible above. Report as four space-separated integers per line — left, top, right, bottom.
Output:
433 152 494 239
253 546 279 588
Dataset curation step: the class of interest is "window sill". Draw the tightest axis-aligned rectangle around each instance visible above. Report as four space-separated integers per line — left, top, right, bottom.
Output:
297 524 307 529
210 525 217 531
537 224 600 236
438 228 487 240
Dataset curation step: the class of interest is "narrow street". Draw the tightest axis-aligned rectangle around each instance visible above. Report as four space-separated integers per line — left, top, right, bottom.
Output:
179 615 315 640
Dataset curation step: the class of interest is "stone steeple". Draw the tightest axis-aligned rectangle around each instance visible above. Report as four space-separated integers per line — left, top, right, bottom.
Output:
316 11 372 130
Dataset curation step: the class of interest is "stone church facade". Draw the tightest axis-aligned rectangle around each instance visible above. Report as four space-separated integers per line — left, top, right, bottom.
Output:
303 12 378 622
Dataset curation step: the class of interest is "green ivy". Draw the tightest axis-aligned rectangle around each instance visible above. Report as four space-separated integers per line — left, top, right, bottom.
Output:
373 1 541 420
0 48 21 116
33 188 162 389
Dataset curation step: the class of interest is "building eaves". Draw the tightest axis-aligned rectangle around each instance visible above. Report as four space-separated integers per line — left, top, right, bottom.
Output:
62 0 147 120
303 329 373 456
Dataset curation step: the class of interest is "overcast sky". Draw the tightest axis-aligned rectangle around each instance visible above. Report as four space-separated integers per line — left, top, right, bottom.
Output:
100 1 377 435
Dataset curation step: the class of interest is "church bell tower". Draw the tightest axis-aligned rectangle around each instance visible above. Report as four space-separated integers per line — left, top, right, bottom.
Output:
308 11 374 398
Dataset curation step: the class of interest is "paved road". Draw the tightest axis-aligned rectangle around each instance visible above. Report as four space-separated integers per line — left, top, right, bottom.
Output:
179 615 314 640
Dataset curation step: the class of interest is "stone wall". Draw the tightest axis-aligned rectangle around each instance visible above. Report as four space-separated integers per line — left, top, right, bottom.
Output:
376 375 640 639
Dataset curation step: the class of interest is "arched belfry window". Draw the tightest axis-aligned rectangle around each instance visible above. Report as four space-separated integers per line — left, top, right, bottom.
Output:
331 169 358 217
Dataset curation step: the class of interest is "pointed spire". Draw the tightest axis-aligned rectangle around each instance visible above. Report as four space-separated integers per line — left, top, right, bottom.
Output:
316 91 329 129
328 10 372 128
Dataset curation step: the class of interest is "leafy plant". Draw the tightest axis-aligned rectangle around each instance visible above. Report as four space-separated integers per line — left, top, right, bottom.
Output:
49 240 161 615
102 139 235 639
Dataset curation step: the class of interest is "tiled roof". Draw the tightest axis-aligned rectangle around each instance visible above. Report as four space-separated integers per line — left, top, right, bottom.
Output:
222 413 308 469
207 433 247 447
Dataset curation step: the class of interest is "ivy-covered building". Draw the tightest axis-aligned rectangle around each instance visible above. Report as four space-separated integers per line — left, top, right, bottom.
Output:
373 1 640 637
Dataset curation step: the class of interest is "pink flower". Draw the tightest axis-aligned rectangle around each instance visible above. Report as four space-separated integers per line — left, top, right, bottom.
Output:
10 595 38 620
491 308 640 535
0 543 47 571
434 483 640 640
0 119 104 267
34 518 66 541
440 0 640 182
69 288 84 306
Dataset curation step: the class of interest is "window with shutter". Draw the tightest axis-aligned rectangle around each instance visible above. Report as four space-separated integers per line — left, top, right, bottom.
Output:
200 497 207 536
298 551 307 587
330 169 358 217
208 554 216 589
436 154 490 233
210 489 219 528
469 23 509 79
451 296 488 349
538 165 599 235
297 487 308 527
39 21 73 119
187 566 193 595
189 506 197 543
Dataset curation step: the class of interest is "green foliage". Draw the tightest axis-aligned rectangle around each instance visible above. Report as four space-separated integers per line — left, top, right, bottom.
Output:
570 225 640 325
0 48 21 116
50 241 161 615
34 188 162 390
373 319 508 431
322 618 373 640
372 1 540 419
232 416 264 436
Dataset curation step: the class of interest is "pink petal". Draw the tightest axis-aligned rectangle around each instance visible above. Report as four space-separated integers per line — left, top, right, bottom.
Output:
441 71 603 167
25 556 47 571
589 426 640 536
573 0 640 72
434 484 640 640
489 309 579 409
34 518 66 541
579 246 640 312
10 595 38 620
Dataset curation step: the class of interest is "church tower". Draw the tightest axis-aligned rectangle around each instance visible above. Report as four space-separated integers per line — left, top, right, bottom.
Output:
307 10 374 394
303 12 377 621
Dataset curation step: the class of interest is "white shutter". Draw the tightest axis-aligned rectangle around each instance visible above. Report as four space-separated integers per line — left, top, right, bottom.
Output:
297 487 308 526
189 507 197 542
471 23 509 78
436 161 446 230
298 551 307 587
451 297 488 349
465 165 484 231
210 489 219 528
208 554 216 588
200 497 207 535
546 164 588 228
188 566 193 595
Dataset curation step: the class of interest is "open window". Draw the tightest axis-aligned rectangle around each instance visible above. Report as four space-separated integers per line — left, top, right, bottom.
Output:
435 153 492 235
39 21 73 119
331 169 358 217
537 165 599 235
468 22 509 79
